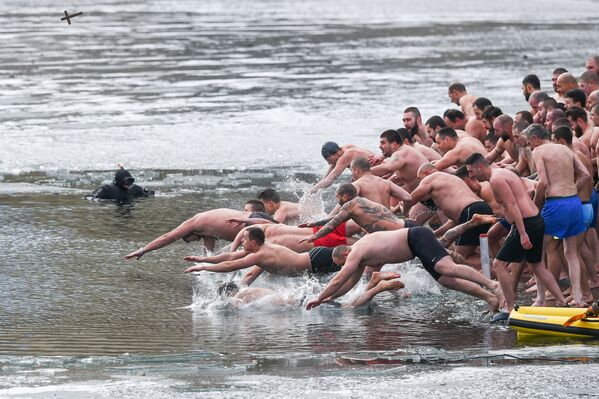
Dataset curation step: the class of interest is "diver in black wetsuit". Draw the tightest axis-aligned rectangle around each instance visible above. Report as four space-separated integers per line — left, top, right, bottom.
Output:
90 168 154 204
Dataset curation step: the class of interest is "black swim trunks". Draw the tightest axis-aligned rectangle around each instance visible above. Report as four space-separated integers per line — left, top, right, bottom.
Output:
403 219 418 228
455 201 493 246
309 246 341 274
496 214 544 264
406 226 449 281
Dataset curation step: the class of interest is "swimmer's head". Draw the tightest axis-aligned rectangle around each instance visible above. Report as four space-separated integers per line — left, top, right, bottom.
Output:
523 124 550 149
403 107 421 136
114 168 135 190
244 199 266 213
350 157 370 180
464 153 490 182
556 73 578 96
447 82 467 105
332 245 351 266
521 74 540 101
379 129 401 157
336 183 357 206
552 68 568 93
492 114 513 140
472 97 492 121
257 188 281 214
321 142 341 163
217 282 240 297
416 163 436 180
435 127 458 153
425 116 445 140
241 227 265 251
442 109 466 130
565 106 587 138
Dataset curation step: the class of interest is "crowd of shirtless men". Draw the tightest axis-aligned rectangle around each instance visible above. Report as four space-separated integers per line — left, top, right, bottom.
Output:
125 55 599 315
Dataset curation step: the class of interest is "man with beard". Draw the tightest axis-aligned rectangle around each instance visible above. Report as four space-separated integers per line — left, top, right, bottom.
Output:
566 106 594 148
433 127 488 171
545 108 565 132
551 67 568 100
443 108 486 143
522 74 541 101
486 114 519 164
403 107 432 146
565 89 586 110
529 91 550 120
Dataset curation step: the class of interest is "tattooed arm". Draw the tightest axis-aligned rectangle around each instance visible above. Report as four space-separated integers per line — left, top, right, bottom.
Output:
298 205 352 243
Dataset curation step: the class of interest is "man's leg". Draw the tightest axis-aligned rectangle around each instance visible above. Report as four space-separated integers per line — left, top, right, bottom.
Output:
563 234 585 306
345 278 405 308
493 259 520 311
528 261 565 306
434 256 503 303
437 275 500 312
439 213 497 248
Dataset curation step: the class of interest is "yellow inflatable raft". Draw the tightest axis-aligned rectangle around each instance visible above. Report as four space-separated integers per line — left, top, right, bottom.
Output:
508 306 599 338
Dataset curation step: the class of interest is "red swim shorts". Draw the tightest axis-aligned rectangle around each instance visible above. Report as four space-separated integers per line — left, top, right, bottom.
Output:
312 222 347 247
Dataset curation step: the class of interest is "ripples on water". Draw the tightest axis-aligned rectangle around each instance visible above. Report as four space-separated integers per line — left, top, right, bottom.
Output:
2 0 599 395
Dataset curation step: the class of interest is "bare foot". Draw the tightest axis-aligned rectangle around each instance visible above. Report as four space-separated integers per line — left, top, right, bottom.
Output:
487 295 500 313
471 213 498 226
491 282 505 311
367 271 401 290
531 299 545 307
376 279 405 292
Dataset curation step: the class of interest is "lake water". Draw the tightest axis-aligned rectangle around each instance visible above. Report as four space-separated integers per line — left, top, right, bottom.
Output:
1 0 599 397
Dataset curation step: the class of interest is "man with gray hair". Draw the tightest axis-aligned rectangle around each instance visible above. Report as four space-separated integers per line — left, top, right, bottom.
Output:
526 124 591 307
528 91 550 121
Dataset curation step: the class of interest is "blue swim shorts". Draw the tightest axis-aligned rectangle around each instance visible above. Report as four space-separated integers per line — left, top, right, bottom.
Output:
541 195 585 239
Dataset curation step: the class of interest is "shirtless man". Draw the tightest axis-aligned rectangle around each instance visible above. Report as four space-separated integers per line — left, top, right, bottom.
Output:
216 275 405 309
454 166 502 216
566 106 594 148
579 71 599 98
124 208 276 259
528 91 550 120
551 68 568 101
370 129 429 192
258 188 300 223
410 163 494 263
403 107 432 147
350 156 412 211
308 142 374 194
184 227 341 276
555 73 579 104
585 56 599 75
526 124 590 307
305 227 503 312
433 127 488 171
397 128 441 162
298 184 417 244
465 153 566 311
522 74 541 101
443 109 486 143
486 114 519 165
447 82 477 117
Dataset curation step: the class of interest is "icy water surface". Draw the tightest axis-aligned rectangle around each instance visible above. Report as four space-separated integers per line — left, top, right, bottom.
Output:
2 0 599 396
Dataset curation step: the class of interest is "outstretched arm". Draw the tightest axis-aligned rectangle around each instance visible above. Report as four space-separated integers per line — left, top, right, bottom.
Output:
124 216 197 260
184 253 259 273
389 183 412 215
184 250 248 264
306 252 363 310
309 159 350 193
240 266 264 286
433 150 460 171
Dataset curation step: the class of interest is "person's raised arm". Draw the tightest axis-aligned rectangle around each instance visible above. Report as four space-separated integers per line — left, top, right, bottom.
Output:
309 157 351 194
184 253 259 274
124 216 197 260
299 205 352 244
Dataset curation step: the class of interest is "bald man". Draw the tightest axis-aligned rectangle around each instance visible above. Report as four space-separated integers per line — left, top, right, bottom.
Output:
555 73 579 104
486 114 519 164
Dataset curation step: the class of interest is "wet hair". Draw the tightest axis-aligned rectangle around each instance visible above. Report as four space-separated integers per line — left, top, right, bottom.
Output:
522 74 541 89
321 141 341 159
351 156 370 172
551 118 571 130
515 110 534 124
454 165 469 179
473 97 492 110
448 82 467 92
380 129 401 144
482 106 503 121
552 67 568 75
403 106 421 118
565 106 588 123
246 227 265 245
437 127 459 140
425 115 446 130
443 109 466 122
257 188 281 203
565 89 586 108
218 282 240 297
464 152 489 166
245 200 266 212
524 124 551 140
485 132 499 145
396 128 413 144
529 91 550 103
337 183 358 198
552 126 573 145
580 70 599 85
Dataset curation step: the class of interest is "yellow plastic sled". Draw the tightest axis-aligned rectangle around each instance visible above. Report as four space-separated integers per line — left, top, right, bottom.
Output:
508 306 599 338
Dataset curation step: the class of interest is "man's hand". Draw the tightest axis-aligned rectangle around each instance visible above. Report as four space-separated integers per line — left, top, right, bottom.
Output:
369 154 384 166
520 232 532 250
184 256 204 262
124 248 145 260
185 265 205 273
298 221 316 228
298 236 316 244
306 297 322 310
